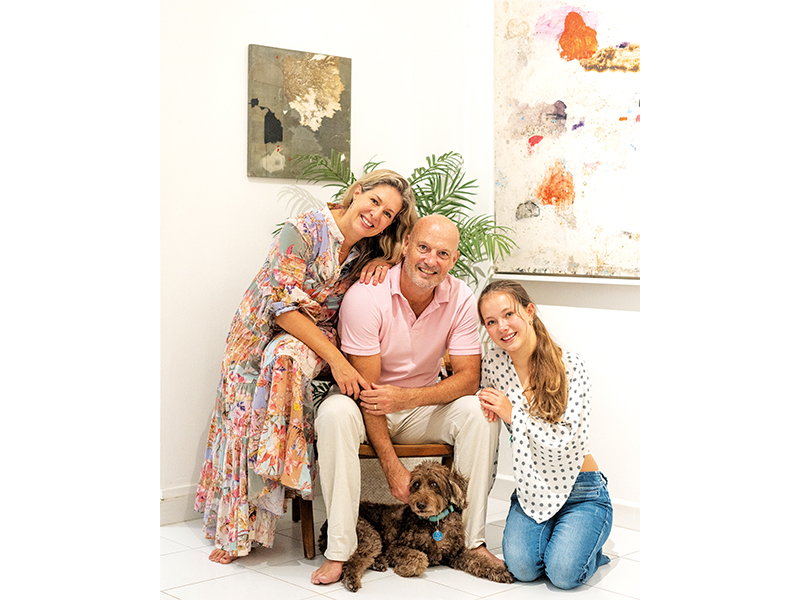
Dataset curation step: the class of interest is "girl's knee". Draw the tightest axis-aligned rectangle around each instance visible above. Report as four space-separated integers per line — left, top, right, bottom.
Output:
545 555 589 590
502 536 543 582
505 557 543 583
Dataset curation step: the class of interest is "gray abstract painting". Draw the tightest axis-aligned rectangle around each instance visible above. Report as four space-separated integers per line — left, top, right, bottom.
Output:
247 44 351 179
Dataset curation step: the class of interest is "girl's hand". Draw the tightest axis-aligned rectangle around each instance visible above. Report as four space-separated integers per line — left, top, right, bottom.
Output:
480 394 498 423
329 358 369 401
478 387 513 424
359 260 392 285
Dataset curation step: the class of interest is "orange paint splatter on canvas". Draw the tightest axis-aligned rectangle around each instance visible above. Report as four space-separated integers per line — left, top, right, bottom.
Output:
536 160 575 210
559 12 598 61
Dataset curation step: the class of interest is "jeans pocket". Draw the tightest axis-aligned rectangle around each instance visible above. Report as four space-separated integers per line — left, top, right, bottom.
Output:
569 485 601 501
568 472 609 502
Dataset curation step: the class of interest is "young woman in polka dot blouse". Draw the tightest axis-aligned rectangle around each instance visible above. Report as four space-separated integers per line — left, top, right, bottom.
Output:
477 280 613 590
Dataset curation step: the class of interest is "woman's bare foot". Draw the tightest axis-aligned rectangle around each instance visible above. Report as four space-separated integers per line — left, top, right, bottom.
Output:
208 548 238 564
311 559 344 584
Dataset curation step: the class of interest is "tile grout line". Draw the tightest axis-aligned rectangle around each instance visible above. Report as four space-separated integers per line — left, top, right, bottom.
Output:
161 567 250 593
161 519 638 599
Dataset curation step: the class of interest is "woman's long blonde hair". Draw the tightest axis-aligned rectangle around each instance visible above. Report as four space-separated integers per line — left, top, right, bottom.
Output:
337 169 417 281
478 280 568 423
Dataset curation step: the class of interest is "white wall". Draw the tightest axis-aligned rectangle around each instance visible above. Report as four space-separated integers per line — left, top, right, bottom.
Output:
161 0 640 530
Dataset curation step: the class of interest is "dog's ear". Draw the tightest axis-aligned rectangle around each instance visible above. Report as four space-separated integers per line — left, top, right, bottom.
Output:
447 467 469 509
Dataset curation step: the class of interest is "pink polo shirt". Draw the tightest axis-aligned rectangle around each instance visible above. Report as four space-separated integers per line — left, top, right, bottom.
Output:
338 263 481 388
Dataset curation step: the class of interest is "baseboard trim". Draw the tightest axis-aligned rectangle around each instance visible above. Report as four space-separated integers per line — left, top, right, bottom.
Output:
609 498 640 531
489 474 516 501
161 484 200 526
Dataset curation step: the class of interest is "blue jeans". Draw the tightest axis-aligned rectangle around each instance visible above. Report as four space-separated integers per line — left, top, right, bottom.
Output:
502 471 613 589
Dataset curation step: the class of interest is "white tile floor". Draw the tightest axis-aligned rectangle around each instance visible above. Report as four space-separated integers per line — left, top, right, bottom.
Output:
161 496 639 599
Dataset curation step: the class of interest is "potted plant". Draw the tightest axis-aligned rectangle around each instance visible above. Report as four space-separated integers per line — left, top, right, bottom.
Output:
294 150 517 288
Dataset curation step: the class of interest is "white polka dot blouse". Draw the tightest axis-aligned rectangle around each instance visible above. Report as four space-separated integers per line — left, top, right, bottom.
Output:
481 349 591 523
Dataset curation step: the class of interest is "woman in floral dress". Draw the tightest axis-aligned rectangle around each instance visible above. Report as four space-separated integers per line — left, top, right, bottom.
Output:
195 169 417 563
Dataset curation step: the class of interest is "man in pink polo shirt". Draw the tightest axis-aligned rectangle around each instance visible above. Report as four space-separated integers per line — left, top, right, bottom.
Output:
312 214 502 585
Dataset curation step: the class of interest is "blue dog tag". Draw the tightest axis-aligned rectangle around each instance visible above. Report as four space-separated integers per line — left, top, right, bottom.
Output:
433 530 443 541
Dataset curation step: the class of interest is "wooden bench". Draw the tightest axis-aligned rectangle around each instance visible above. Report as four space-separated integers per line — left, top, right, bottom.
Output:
292 442 455 559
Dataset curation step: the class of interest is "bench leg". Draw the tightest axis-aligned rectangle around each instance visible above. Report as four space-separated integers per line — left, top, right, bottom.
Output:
298 498 315 559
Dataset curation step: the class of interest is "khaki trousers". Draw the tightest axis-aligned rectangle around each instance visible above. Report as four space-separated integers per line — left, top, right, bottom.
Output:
315 391 500 560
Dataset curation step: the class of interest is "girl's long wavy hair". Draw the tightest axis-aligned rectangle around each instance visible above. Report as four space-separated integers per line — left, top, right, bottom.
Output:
478 280 568 423
337 169 417 282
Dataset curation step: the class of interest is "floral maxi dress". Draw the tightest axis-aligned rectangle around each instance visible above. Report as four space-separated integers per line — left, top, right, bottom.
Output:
195 205 358 557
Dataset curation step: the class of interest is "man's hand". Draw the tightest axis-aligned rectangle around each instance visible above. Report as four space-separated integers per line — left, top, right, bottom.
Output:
384 462 411 503
359 383 410 415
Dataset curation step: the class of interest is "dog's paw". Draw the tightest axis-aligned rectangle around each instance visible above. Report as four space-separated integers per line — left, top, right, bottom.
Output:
393 556 428 578
342 574 362 593
488 566 515 584
370 555 388 572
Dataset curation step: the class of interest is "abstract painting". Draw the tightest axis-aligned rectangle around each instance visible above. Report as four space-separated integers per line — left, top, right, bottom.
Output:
247 44 351 179
494 1 640 278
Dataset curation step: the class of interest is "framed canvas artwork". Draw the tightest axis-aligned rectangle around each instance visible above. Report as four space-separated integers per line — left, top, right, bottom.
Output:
494 1 640 278
247 44 351 179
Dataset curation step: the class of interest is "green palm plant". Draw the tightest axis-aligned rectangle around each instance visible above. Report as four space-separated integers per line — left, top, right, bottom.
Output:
293 150 517 287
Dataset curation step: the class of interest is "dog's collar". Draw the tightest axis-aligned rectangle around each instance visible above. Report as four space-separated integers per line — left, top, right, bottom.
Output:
423 504 455 522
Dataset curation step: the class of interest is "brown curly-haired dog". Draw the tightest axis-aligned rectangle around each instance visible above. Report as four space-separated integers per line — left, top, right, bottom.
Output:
318 460 514 592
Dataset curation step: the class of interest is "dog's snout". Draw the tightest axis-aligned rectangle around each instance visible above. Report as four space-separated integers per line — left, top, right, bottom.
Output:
416 502 427 511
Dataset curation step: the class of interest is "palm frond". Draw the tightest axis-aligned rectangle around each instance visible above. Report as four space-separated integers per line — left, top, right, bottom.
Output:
294 150 355 202
410 153 479 221
410 155 473 200
408 152 464 185
361 156 385 175
458 216 516 260
451 215 518 286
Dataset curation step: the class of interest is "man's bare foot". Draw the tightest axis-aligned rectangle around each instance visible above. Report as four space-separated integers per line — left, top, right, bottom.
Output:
208 548 238 564
311 559 344 584
471 544 506 567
